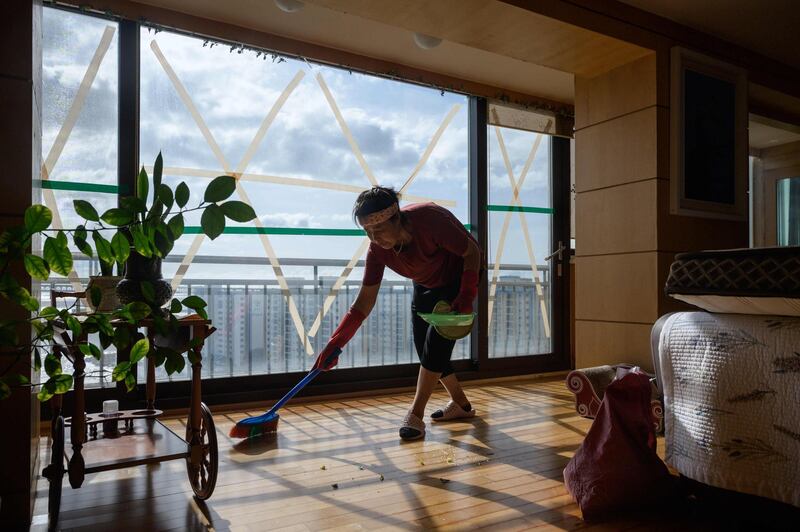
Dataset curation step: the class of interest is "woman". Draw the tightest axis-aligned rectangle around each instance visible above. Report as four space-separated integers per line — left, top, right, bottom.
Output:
313 186 482 441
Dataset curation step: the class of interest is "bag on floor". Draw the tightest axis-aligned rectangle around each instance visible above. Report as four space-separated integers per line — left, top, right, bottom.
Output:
563 369 673 521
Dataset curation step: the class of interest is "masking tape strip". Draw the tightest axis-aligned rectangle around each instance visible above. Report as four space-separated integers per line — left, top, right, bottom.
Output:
42 26 115 180
234 70 305 175
399 104 461 193
151 40 311 352
41 26 116 295
150 41 229 169
148 166 456 207
307 238 370 337
315 72 378 186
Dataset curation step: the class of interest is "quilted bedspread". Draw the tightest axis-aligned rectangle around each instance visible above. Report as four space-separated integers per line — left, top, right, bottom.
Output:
657 311 800 507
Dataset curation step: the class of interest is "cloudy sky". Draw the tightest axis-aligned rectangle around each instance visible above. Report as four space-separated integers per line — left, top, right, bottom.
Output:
42 7 553 284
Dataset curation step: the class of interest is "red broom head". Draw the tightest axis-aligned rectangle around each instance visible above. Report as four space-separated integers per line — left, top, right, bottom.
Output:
228 415 280 439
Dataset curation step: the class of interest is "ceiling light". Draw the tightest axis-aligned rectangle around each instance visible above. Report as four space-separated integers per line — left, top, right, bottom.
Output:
274 0 304 13
413 32 442 50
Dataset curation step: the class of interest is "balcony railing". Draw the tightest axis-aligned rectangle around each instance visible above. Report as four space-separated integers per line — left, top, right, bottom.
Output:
44 256 551 387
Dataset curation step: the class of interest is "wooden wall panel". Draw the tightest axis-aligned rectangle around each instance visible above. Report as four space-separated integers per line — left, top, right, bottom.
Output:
575 320 653 370
574 252 659 324
574 106 659 192
574 53 657 129
575 179 657 256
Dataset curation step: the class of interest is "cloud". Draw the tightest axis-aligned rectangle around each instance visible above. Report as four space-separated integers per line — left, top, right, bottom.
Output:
259 212 315 228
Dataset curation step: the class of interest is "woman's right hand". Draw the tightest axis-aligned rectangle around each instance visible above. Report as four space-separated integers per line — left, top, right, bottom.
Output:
313 343 341 371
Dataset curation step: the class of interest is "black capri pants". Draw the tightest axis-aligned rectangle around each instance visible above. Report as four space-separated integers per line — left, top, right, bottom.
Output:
410 278 461 377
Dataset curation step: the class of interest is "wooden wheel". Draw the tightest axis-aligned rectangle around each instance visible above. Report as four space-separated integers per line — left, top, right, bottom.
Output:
185 402 218 500
45 416 65 530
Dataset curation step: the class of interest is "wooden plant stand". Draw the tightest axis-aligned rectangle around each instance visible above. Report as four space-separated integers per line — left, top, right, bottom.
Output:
41 313 218 530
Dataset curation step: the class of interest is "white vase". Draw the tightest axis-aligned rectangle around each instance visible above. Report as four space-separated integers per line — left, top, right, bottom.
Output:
85 275 123 312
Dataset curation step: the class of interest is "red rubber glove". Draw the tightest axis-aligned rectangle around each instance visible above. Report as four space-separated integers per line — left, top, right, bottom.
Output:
313 307 366 371
450 269 479 314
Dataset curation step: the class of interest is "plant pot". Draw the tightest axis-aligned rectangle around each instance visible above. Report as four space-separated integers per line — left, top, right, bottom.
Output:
86 275 123 312
115 251 173 307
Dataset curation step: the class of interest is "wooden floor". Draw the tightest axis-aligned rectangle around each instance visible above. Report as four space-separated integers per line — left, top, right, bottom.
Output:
31 377 789 531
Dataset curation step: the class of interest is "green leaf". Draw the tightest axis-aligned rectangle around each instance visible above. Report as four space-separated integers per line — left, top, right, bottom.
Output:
137 167 149 203
52 374 73 394
65 315 82 338
39 306 59 320
44 353 62 377
129 224 152 258
101 208 134 227
37 380 56 402
24 205 52 233
127 301 151 321
187 349 201 364
153 225 173 257
79 343 102 360
157 184 173 210
153 152 163 189
140 280 155 303
92 231 114 264
111 231 131 264
164 350 185 375
24 254 50 280
12 286 39 311
34 348 42 371
74 234 93 258
2 373 30 386
121 196 147 214
152 313 168 336
220 200 256 222
204 175 236 203
196 307 208 320
124 372 136 392
113 326 131 350
130 337 149 364
181 295 207 310
99 330 112 349
169 298 183 314
167 213 184 240
73 199 100 222
175 182 190 208
200 204 225 240
88 285 102 308
0 381 10 400
43 236 73 276
112 361 131 381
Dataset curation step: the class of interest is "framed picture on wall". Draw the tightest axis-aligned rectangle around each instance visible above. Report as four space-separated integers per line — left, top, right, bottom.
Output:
670 47 748 220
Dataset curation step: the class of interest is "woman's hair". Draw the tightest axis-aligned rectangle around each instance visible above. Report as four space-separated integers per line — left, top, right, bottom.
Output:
353 186 402 225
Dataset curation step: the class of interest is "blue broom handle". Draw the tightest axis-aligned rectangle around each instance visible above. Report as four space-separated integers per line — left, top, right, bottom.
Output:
266 347 341 415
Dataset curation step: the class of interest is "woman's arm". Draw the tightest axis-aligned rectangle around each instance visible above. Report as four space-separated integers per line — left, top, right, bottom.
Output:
462 237 481 272
352 282 380 317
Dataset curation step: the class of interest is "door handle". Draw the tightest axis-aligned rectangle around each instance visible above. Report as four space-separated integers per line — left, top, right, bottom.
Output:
544 241 565 262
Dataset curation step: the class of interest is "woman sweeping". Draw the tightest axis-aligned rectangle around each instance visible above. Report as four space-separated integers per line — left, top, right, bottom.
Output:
313 186 482 441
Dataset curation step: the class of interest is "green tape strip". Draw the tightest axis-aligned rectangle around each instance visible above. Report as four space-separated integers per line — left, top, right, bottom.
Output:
487 204 552 214
184 226 366 236
39 180 121 194
184 222 473 237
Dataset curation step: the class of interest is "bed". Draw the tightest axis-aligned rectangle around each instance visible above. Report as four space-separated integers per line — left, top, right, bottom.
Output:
651 246 800 508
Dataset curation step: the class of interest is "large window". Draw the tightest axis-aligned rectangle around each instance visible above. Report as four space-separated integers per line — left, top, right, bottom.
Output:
42 8 119 385
139 29 469 379
40 7 570 387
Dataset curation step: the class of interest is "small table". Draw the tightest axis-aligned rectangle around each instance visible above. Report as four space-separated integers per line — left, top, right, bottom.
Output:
42 312 218 529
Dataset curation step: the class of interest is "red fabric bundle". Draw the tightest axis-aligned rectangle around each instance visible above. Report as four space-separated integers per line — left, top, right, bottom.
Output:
563 370 674 521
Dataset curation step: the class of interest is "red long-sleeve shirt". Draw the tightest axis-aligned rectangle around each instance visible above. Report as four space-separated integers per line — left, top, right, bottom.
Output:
362 203 475 289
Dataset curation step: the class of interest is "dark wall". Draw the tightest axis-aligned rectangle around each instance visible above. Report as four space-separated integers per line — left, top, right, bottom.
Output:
0 0 41 528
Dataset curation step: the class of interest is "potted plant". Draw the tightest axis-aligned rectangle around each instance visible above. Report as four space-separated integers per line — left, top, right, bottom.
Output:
0 152 256 401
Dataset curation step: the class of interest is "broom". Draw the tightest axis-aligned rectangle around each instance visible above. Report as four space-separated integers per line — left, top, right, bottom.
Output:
228 347 342 439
